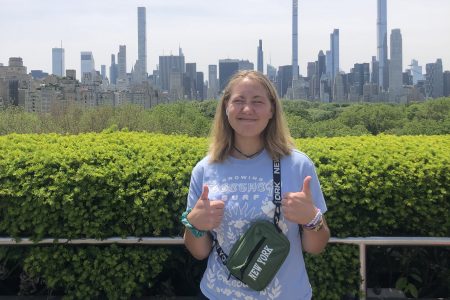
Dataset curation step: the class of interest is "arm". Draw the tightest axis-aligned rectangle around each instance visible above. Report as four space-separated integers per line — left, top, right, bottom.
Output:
301 216 330 254
183 185 224 260
183 228 213 260
282 176 330 254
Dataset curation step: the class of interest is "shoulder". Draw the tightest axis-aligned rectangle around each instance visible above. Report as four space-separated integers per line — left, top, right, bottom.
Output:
191 155 225 176
283 149 316 167
191 155 209 174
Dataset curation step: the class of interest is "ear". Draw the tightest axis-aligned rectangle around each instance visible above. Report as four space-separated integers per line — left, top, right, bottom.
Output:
223 101 229 116
269 103 274 119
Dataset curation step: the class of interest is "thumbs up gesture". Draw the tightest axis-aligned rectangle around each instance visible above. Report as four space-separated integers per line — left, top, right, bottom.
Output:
281 176 317 225
188 185 225 231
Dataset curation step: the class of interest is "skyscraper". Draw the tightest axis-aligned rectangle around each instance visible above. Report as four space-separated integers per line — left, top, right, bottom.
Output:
257 39 264 74
408 59 424 85
307 62 316 80
326 51 332 78
80 51 95 79
371 56 379 85
277 65 293 98
377 0 388 91
443 71 450 97
118 45 127 80
330 29 339 79
350 63 370 97
208 64 219 99
185 63 197 99
333 73 346 102
389 29 403 101
101 65 106 80
137 7 147 79
196 72 204 100
292 0 299 80
317 51 326 80
426 59 444 98
311 51 326 100
52 47 65 77
159 54 185 92
219 59 239 91
238 60 254 71
109 54 117 85
266 64 277 82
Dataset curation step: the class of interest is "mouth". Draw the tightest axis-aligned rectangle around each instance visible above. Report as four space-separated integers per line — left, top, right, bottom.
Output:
237 118 257 121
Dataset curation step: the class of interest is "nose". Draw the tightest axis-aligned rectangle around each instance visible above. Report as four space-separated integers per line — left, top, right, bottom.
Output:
241 102 253 113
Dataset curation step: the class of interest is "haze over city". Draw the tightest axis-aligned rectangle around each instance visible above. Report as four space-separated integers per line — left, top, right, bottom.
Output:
1 0 450 77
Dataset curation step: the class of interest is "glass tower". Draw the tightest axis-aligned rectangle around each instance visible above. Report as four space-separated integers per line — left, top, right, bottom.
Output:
377 0 388 91
80 51 95 79
137 7 147 77
52 48 65 77
330 29 339 79
389 29 403 101
292 0 299 79
118 45 127 80
257 39 264 74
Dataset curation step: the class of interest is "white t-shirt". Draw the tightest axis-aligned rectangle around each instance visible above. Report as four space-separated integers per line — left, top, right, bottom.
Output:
187 149 327 300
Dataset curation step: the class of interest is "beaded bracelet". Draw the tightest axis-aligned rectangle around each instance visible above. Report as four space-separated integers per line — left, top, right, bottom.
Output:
181 208 206 238
303 209 323 231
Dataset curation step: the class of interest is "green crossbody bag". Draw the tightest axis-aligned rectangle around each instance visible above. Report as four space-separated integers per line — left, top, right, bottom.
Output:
211 160 290 291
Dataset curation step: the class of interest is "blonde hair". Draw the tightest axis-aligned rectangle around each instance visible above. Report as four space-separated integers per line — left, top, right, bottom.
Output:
209 70 294 162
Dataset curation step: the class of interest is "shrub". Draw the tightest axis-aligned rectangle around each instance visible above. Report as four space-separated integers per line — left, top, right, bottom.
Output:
0 133 448 298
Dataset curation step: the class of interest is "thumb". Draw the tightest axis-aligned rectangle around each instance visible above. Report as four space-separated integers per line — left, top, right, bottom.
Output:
200 185 210 202
301 176 312 196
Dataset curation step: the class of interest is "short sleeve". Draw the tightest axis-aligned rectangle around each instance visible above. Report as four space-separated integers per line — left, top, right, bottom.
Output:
301 156 327 214
186 161 205 210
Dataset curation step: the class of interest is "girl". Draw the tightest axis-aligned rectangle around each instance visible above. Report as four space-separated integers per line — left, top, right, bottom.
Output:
182 70 330 299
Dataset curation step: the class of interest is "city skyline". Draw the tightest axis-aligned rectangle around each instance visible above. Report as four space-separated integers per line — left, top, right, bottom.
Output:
1 0 449 78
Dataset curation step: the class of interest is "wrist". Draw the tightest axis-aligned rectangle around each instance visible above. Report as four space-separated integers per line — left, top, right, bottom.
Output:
181 208 206 238
302 209 324 232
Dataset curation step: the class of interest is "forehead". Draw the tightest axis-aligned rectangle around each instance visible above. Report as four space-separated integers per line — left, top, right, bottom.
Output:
230 78 269 96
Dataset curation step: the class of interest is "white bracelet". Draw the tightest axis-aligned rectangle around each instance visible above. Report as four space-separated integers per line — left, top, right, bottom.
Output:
303 209 322 229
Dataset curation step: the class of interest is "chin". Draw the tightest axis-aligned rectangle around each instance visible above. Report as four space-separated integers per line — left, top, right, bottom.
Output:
235 130 264 139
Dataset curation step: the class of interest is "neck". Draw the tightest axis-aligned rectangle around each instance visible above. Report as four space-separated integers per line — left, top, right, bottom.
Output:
233 145 264 159
232 136 264 159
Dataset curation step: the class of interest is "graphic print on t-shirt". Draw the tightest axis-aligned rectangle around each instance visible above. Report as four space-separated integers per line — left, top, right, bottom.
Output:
205 175 288 299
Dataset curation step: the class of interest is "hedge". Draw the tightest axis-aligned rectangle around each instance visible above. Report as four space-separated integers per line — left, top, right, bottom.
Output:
0 132 448 299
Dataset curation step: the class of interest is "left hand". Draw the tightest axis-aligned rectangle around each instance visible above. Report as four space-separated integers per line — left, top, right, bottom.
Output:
281 176 318 225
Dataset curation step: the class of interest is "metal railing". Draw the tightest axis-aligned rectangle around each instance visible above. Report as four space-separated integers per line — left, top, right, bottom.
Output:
1 236 449 299
330 237 450 299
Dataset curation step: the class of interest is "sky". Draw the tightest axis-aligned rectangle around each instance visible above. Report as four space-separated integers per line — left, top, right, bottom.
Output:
1 0 449 79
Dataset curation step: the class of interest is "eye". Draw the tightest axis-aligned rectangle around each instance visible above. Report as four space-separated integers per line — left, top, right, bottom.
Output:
252 98 265 105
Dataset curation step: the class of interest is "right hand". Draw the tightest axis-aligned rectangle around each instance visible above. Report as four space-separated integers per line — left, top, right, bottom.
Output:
188 185 225 231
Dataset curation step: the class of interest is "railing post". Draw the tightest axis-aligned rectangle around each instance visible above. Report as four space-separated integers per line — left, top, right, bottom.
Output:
359 242 366 300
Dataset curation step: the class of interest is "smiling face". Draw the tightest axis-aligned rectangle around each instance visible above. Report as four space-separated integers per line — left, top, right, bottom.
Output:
225 77 274 143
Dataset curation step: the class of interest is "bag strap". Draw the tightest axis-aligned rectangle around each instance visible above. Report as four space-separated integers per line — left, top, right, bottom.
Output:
211 159 281 265
272 160 282 232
